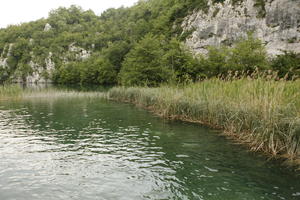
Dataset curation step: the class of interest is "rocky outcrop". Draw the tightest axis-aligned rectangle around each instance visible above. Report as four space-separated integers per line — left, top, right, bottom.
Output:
44 23 52 32
1 40 91 83
24 52 55 83
182 0 300 56
68 43 91 60
0 44 13 68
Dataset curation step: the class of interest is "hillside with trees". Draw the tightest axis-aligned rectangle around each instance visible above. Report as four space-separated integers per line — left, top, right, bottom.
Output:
0 0 299 85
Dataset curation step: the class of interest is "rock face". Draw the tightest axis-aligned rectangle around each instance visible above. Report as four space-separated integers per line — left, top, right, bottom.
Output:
182 0 300 56
44 23 52 32
0 21 92 83
0 44 13 68
24 52 56 83
68 43 91 60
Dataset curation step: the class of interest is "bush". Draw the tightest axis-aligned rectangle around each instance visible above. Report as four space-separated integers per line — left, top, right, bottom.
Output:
55 63 81 84
205 34 269 77
119 34 172 86
94 57 117 85
54 55 117 85
206 46 230 77
271 51 300 79
228 34 269 72
163 38 206 83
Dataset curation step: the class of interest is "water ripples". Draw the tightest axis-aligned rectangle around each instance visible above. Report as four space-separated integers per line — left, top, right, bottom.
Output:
0 99 299 200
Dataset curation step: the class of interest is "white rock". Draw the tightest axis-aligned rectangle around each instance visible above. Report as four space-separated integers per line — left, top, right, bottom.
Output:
44 23 52 32
68 43 91 60
182 0 300 56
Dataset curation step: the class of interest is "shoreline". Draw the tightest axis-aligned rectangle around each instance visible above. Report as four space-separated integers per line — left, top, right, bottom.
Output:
108 79 300 170
1 80 300 170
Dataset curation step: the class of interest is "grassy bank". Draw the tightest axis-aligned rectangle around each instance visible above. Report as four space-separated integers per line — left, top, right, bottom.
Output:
1 81 300 168
0 85 23 99
0 85 106 100
108 79 300 168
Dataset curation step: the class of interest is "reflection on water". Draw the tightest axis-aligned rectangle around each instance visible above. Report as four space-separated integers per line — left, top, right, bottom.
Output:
0 97 299 200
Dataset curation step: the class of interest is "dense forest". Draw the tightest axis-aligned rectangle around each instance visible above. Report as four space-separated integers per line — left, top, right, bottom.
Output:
0 0 299 86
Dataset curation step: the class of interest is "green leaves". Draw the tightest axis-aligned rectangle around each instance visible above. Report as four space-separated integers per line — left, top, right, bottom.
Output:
229 34 269 71
120 34 172 86
54 54 117 85
271 51 300 79
205 34 269 77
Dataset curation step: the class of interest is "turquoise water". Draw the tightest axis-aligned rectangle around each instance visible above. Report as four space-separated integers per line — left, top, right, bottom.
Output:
0 97 299 200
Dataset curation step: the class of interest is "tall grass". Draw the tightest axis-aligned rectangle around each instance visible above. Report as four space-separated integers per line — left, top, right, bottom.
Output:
0 84 23 99
108 79 300 168
0 85 107 100
22 88 107 99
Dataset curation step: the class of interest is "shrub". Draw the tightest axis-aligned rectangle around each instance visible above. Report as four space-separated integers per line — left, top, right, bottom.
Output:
271 51 300 80
55 63 81 84
206 46 230 77
163 38 206 83
203 35 270 78
228 34 269 72
119 34 172 86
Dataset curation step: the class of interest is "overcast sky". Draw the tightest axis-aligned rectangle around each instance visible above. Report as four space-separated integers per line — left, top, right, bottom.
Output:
0 0 138 28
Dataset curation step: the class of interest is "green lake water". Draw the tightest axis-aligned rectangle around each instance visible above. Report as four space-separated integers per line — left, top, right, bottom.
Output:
0 96 299 200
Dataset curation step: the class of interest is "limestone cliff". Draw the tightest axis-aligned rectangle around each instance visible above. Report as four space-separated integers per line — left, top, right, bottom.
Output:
182 0 300 56
0 24 92 84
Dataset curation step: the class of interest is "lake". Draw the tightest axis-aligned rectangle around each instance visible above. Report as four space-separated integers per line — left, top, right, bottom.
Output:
0 95 299 199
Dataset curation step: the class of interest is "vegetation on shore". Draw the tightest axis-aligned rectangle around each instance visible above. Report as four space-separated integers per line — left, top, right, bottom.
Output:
0 1 299 86
1 75 300 169
108 78 300 168
0 85 23 99
0 0 299 170
0 84 106 100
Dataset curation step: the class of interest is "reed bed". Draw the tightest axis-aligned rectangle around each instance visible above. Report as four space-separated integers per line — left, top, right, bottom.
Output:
0 84 23 99
22 88 107 99
108 78 300 168
0 85 107 100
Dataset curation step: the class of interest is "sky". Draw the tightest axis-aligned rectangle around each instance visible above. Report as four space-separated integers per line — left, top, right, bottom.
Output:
0 0 139 28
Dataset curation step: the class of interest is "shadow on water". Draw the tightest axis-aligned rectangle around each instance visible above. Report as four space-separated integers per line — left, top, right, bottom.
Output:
0 96 299 200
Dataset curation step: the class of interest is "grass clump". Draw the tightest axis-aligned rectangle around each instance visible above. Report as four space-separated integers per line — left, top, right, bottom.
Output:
22 88 107 99
0 84 23 99
108 79 300 168
0 85 107 100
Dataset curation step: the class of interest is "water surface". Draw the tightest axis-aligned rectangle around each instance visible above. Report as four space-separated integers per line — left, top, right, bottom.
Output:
0 96 299 200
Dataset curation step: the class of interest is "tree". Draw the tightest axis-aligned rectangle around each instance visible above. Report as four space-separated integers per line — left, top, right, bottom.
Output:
119 34 172 86
271 51 300 79
163 38 205 83
228 34 269 72
206 46 230 77
80 56 117 85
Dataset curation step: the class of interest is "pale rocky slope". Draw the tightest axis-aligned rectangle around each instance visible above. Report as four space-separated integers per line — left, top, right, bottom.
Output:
182 0 300 55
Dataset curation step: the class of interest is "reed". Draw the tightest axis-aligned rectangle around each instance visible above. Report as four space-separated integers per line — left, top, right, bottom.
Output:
108 78 300 168
0 85 107 100
22 88 107 99
0 84 23 99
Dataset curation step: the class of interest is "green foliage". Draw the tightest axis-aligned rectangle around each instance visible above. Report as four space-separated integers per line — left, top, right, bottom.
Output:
54 54 117 85
205 34 269 77
206 46 230 77
15 63 33 82
271 51 300 79
101 41 131 73
228 34 269 72
0 0 297 86
120 34 172 86
55 63 81 84
79 55 117 85
254 0 266 18
163 38 205 83
0 68 9 84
